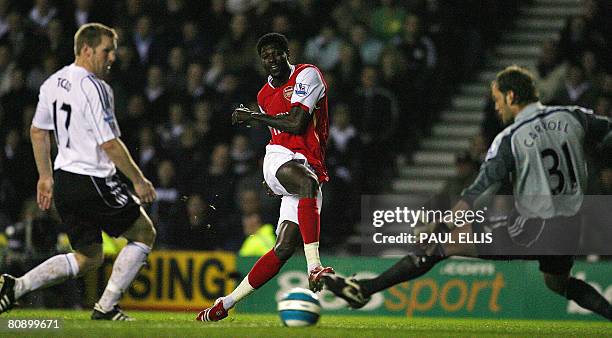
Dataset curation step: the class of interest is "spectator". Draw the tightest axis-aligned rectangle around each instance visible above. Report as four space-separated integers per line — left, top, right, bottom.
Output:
323 103 362 241
178 20 208 61
225 0 256 15
28 0 58 35
2 69 37 130
530 39 568 104
217 73 251 119
370 0 406 41
112 44 144 94
216 14 255 74
26 54 58 94
550 63 597 108
174 126 207 187
201 0 230 47
163 0 189 35
352 66 398 144
165 46 187 95
191 99 217 147
293 0 332 40
151 160 182 248
351 66 398 192
204 51 226 92
184 62 207 102
119 94 147 148
237 188 260 215
348 24 383 66
131 15 164 66
594 96 611 118
231 134 255 176
2 12 37 68
192 144 239 247
304 24 342 71
42 19 72 65
580 50 602 85
235 160 278 224
134 126 159 180
379 48 409 106
396 13 437 72
287 39 303 64
332 0 371 36
64 0 99 33
0 43 16 96
114 0 145 31
144 65 170 121
0 0 9 40
329 43 360 100
183 194 220 250
238 213 275 257
391 13 437 127
327 103 362 186
558 15 603 64
270 14 293 40
157 102 186 151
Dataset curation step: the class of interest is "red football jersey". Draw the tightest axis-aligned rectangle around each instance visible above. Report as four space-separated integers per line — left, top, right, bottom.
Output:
257 64 329 182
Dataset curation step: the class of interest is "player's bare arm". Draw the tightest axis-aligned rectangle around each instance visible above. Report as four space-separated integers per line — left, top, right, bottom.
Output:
30 125 54 210
101 138 157 203
233 105 310 135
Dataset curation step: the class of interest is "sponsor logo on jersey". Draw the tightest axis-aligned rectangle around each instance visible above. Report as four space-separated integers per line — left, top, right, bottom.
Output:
295 82 310 97
283 86 293 100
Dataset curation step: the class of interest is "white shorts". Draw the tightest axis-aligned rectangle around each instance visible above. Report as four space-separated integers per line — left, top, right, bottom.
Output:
263 145 323 233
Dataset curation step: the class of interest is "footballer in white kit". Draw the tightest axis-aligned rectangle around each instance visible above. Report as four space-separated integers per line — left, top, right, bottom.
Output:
0 23 156 321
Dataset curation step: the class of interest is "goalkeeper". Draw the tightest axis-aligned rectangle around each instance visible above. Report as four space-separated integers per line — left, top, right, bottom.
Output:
324 66 612 321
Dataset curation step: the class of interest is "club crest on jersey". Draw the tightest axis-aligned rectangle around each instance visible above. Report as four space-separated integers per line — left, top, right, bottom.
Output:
283 86 293 100
295 82 310 97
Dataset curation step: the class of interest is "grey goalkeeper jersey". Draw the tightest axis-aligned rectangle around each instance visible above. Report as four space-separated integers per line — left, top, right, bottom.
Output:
462 102 612 219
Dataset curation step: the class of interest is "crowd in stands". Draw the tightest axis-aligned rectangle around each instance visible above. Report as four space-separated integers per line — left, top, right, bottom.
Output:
2 0 528 253
480 0 611 185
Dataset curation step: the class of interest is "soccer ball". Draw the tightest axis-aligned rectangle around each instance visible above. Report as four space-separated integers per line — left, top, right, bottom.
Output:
277 288 321 327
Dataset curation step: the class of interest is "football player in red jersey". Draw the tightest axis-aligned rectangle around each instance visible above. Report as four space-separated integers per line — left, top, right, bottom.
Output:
197 33 334 322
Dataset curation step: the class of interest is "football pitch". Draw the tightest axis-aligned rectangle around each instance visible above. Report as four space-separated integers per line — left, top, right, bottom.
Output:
0 310 609 337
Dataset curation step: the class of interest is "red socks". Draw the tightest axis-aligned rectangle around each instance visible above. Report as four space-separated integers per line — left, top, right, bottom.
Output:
298 197 320 244
246 197 320 289
247 250 283 289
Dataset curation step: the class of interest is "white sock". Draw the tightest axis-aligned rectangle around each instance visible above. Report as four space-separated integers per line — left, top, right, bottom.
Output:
223 277 255 310
304 242 321 272
97 242 151 312
14 253 79 299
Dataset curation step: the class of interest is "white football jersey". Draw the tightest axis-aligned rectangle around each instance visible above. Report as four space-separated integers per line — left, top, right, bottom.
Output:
32 64 121 177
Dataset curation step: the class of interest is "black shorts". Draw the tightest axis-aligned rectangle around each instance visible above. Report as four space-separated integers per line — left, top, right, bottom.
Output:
54 170 140 249
473 212 580 275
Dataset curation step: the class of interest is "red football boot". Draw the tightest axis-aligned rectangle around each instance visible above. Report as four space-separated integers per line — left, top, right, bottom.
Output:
196 298 228 322
308 266 335 292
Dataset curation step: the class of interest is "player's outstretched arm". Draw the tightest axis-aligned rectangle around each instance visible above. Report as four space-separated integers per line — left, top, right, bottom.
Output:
101 138 157 203
249 106 310 135
30 125 54 210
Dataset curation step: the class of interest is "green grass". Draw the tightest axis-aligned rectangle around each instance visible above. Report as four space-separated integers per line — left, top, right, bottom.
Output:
0 309 609 337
